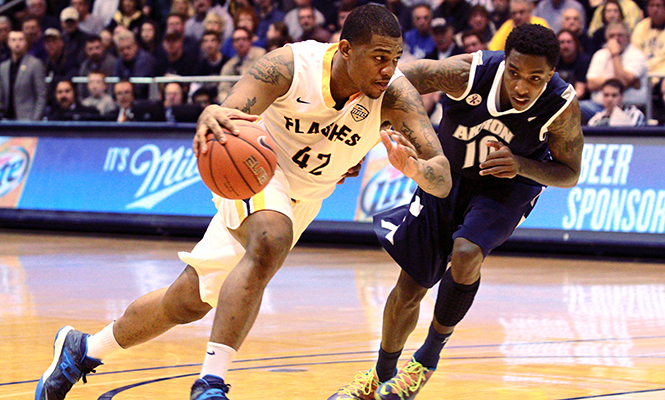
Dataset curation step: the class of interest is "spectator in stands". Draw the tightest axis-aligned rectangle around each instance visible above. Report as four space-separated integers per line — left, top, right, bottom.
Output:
185 0 215 41
99 29 114 54
221 6 260 59
217 27 265 103
583 21 648 122
156 31 198 76
106 0 146 35
297 5 332 42
137 19 161 57
560 7 594 54
433 0 473 33
196 30 225 83
489 0 549 50
330 4 353 43
22 17 48 62
557 29 591 99
385 0 413 33
78 35 116 98
589 0 625 54
43 27 78 105
266 21 293 47
533 0 586 34
490 0 511 28
631 0 665 118
47 79 100 121
0 30 47 120
284 0 326 41
587 78 646 125
166 13 200 61
163 81 184 123
0 17 10 63
203 10 226 39
461 30 487 52
81 71 116 115
107 79 163 122
456 5 496 46
113 28 156 99
404 3 436 59
255 0 286 46
25 0 60 32
61 7 90 63
71 0 105 36
425 18 463 60
588 0 643 36
192 86 213 108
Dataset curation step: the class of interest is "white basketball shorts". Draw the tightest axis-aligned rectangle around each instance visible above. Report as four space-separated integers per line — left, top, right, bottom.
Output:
178 167 323 307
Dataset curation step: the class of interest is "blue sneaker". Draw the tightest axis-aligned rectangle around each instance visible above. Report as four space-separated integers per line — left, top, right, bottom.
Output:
190 375 231 400
35 326 102 400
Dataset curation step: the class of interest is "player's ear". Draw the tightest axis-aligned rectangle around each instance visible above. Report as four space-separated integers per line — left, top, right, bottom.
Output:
338 39 352 60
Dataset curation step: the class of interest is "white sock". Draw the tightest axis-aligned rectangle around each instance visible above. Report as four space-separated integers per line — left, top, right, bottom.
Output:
199 342 237 380
86 322 123 361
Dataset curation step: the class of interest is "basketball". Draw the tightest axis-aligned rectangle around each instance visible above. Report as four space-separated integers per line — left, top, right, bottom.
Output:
198 120 277 200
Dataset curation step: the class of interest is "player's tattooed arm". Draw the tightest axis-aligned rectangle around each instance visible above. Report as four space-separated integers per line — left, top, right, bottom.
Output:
516 97 585 188
195 47 295 155
221 46 295 115
399 54 473 97
382 77 452 198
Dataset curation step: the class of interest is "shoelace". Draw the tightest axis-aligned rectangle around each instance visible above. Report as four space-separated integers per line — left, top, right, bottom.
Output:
340 371 378 396
385 362 428 397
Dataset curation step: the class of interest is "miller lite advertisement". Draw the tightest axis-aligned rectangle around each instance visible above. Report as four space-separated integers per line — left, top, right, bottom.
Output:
0 137 38 209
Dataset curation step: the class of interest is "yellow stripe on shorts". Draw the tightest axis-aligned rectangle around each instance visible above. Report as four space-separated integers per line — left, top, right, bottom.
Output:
233 191 267 223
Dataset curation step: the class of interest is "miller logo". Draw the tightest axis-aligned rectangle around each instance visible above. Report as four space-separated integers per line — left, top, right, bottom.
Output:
466 93 482 106
359 165 417 216
0 146 30 198
351 104 369 122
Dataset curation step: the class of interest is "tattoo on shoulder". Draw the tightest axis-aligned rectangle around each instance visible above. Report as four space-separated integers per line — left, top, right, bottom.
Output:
549 99 585 155
384 79 427 115
247 51 294 86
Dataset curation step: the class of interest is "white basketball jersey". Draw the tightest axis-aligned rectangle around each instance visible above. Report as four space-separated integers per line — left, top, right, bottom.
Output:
259 40 403 201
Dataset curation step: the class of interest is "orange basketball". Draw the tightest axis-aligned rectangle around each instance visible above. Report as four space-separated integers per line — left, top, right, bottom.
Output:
198 120 277 200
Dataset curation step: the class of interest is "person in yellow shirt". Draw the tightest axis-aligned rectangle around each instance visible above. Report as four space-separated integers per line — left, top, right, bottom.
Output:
489 0 549 50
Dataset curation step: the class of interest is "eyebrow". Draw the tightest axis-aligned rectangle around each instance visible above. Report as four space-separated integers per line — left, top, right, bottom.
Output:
506 62 546 74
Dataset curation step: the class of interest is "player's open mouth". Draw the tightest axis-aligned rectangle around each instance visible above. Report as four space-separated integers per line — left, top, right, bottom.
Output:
375 81 390 91
513 97 529 107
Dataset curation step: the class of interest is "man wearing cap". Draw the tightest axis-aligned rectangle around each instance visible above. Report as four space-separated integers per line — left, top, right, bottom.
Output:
0 30 47 120
43 27 78 107
61 6 91 63
155 31 198 76
425 18 463 60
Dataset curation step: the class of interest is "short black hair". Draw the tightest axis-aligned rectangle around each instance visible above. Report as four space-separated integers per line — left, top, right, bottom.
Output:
505 24 560 68
603 78 625 93
340 4 402 45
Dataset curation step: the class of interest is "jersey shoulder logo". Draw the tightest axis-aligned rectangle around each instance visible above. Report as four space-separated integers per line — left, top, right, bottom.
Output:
466 93 482 106
351 104 370 122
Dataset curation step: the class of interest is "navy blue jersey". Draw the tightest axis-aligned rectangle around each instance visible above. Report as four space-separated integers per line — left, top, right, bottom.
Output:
439 50 575 184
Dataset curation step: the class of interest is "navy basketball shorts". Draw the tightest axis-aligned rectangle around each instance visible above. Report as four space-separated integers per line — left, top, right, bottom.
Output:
373 174 545 288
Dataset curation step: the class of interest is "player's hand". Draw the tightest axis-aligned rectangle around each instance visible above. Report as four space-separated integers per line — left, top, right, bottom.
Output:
479 141 520 178
380 129 419 178
194 105 259 157
338 157 364 184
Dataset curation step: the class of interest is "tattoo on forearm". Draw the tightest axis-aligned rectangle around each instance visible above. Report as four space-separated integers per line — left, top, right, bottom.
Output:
423 165 447 188
241 97 257 114
403 59 470 94
399 122 421 154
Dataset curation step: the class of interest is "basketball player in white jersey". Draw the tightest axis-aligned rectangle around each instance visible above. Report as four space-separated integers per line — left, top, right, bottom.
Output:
35 5 452 400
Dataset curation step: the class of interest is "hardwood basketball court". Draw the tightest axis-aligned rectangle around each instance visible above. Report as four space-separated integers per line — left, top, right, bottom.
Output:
1 231 664 399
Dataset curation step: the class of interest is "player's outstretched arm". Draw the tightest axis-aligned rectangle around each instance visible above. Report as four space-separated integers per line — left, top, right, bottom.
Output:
398 53 473 97
479 98 584 188
194 46 295 156
381 76 452 198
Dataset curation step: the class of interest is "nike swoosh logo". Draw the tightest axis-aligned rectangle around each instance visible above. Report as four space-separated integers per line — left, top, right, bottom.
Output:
528 116 537 122
296 97 309 104
379 384 392 395
206 351 216 355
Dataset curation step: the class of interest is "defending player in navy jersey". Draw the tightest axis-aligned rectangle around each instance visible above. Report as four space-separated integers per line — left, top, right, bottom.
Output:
329 24 584 400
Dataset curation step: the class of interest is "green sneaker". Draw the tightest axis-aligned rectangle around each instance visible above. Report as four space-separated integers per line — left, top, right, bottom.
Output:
374 358 434 400
328 369 381 400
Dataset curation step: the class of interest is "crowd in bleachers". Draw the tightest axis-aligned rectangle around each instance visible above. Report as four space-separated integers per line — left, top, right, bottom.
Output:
0 0 664 125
